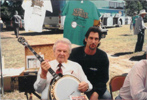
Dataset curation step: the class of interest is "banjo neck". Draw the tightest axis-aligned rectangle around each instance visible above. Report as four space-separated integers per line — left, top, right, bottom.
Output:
18 37 59 79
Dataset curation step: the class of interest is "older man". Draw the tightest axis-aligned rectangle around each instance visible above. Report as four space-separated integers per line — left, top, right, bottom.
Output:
34 38 92 100
134 9 147 52
116 59 147 99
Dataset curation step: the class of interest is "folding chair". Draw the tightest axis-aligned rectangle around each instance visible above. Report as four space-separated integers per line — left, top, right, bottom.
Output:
109 73 128 99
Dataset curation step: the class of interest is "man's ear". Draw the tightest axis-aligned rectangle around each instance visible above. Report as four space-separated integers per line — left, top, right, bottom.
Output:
98 42 101 47
85 38 87 42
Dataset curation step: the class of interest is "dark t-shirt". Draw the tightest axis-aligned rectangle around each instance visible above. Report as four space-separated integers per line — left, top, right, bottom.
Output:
69 46 109 96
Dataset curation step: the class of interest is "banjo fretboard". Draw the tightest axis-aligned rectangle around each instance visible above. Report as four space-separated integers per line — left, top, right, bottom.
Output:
18 37 59 78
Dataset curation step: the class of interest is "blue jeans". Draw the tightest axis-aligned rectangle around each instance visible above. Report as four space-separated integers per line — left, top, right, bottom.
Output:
86 89 111 99
99 90 111 99
13 24 19 38
135 29 145 52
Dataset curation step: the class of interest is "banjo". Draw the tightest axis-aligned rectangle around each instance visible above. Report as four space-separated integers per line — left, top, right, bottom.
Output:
18 37 88 100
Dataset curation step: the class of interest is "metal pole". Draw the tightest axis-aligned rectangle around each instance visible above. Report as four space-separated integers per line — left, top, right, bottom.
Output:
0 33 4 96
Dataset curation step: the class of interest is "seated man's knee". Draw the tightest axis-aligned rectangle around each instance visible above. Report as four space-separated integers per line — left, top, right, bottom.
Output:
90 92 99 100
100 90 111 99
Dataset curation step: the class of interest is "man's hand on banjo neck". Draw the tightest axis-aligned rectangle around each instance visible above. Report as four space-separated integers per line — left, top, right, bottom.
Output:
40 60 51 79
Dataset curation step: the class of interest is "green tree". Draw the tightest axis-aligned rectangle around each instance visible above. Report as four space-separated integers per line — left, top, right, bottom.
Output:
125 0 142 16
1 0 24 29
139 0 147 21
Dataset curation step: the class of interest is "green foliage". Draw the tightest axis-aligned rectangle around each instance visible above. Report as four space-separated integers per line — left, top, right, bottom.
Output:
1 0 24 29
139 0 147 22
1 0 24 21
1 6 11 19
124 0 142 16
124 0 147 22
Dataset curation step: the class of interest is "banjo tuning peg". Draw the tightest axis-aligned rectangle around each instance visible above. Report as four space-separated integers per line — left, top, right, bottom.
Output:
18 37 28 46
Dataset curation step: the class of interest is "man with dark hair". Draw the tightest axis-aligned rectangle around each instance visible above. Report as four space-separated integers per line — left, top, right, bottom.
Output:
69 27 111 100
11 10 22 38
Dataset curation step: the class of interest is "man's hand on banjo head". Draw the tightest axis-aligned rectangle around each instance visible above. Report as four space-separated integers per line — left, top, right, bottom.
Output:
40 60 51 79
78 82 89 92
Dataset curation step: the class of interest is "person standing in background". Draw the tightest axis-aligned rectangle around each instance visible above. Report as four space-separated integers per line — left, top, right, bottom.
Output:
134 9 147 52
132 11 139 32
11 10 22 38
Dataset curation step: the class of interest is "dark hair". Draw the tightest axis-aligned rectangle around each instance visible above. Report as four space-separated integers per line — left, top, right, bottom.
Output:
83 26 102 46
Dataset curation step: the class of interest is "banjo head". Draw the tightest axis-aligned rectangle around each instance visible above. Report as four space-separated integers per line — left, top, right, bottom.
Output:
49 75 82 100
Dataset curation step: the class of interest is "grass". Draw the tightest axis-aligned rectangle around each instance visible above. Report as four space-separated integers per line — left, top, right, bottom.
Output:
101 24 147 55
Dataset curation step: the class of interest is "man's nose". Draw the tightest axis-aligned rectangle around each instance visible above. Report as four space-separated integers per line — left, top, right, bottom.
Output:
92 39 95 43
60 51 64 55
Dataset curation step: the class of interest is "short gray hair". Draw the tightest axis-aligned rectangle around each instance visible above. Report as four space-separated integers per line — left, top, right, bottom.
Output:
53 38 72 54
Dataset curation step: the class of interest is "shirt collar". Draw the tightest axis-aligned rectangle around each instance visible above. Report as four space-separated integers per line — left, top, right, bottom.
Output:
55 59 68 69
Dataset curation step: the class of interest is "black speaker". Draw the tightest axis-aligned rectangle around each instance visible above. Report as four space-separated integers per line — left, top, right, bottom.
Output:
18 75 37 92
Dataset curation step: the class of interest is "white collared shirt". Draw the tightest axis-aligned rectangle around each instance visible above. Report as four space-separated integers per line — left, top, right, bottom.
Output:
120 60 147 99
34 59 92 100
